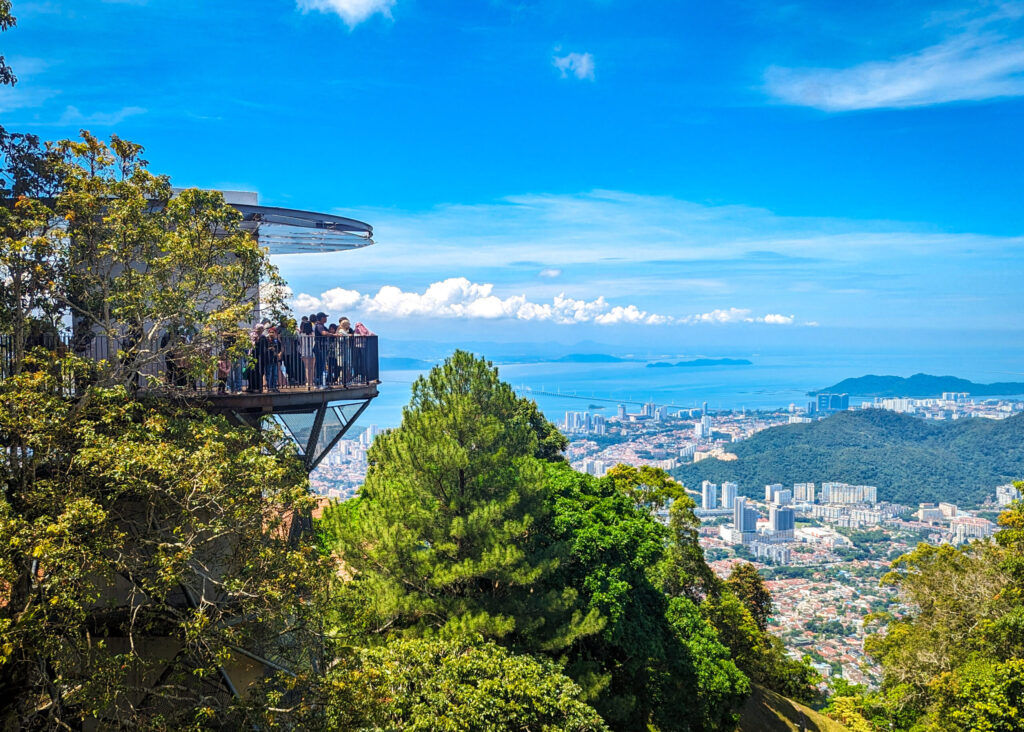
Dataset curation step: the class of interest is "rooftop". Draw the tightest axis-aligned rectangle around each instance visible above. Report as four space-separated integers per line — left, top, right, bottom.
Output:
187 189 375 255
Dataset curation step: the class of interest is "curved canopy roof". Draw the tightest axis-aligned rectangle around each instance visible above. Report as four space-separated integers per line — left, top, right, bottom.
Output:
194 189 375 255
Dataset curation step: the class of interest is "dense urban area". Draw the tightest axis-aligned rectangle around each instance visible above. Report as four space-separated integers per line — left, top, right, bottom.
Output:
311 388 1024 686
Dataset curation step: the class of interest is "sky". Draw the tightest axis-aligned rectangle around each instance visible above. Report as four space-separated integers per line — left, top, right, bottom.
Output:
3 0 1024 356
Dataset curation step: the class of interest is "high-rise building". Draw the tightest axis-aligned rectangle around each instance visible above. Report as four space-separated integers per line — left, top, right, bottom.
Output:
997 483 1021 506
701 481 718 510
617 404 627 420
702 401 708 416
817 393 850 412
765 483 783 502
751 542 791 564
794 482 816 502
721 481 738 509
734 496 759 533
820 482 877 505
768 506 795 538
775 489 793 506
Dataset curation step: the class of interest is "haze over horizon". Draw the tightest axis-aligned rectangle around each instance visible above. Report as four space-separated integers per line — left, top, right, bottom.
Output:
6 0 1023 350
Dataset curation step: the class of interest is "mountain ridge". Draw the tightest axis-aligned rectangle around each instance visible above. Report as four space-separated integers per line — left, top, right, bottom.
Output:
810 373 1024 397
672 409 1024 505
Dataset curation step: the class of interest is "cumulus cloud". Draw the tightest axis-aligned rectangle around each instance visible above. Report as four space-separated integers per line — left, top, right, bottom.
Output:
678 308 795 325
296 0 395 27
553 52 595 80
539 268 562 278
293 278 798 327
680 308 752 324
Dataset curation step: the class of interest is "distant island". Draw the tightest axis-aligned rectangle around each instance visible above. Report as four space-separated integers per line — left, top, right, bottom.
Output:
647 358 752 369
672 409 1024 505
552 353 629 363
810 373 1024 397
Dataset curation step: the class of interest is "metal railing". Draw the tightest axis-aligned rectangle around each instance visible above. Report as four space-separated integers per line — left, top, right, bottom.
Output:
0 332 379 397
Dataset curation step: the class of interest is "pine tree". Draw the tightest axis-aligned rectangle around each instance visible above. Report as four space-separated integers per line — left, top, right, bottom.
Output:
323 351 596 649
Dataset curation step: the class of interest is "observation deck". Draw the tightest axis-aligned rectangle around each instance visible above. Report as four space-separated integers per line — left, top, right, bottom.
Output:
2 190 381 470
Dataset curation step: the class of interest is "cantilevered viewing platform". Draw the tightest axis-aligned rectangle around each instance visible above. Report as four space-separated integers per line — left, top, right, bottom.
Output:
0 190 382 471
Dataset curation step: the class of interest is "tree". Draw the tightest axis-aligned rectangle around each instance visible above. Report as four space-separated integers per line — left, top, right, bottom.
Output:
0 360 331 728
322 355 752 730
0 1 16 87
726 563 773 633
832 491 1024 730
605 463 685 511
658 495 718 602
534 461 749 729
0 126 330 727
704 569 821 706
50 133 284 390
321 351 593 649
289 637 609 731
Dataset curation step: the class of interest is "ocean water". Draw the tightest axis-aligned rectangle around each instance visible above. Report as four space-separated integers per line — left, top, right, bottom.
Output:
363 348 1024 429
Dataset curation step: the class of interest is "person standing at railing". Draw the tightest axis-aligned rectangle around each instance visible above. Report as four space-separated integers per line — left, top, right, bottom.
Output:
326 323 342 386
248 324 265 393
222 334 245 394
299 318 316 390
337 317 354 386
313 312 329 388
353 322 373 385
264 327 283 392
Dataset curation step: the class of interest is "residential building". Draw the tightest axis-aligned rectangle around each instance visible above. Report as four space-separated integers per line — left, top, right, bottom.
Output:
701 481 718 510
721 481 738 509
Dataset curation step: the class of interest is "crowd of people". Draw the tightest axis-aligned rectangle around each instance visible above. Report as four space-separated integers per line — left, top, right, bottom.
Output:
217 313 374 394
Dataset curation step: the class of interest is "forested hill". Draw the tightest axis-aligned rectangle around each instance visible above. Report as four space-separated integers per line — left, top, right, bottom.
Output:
810 373 1024 397
672 409 1024 506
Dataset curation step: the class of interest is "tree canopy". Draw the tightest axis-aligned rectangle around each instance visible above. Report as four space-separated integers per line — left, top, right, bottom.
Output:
826 484 1024 730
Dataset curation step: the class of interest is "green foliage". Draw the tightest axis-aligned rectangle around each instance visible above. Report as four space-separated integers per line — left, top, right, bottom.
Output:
322 352 755 730
542 463 748 729
727 563 773 633
0 361 330 728
673 409 1024 505
0 0 15 87
926 658 1024 731
1 131 286 388
321 351 584 648
316 637 609 731
703 570 822 706
604 463 686 511
833 490 1024 730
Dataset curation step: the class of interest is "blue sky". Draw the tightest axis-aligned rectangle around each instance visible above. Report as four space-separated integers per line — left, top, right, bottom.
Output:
4 0 1024 353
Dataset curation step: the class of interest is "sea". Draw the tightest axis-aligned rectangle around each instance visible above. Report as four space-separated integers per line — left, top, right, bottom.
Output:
363 347 1024 430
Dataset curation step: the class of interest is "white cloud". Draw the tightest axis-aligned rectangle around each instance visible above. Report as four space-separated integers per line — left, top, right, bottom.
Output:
57 105 146 126
296 0 395 27
759 313 795 325
766 9 1024 111
539 268 562 278
553 52 595 81
293 278 799 327
680 308 751 324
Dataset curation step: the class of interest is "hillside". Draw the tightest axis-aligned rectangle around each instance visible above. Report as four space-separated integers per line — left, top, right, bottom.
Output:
737 686 849 732
673 409 1024 505
810 373 1024 397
